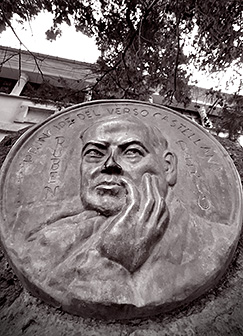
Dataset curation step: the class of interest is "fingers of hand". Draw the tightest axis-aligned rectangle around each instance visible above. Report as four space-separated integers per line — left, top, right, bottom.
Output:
139 173 155 223
149 175 165 225
138 174 165 234
114 177 139 223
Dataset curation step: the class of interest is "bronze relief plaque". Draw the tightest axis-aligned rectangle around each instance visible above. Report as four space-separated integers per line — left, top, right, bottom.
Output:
0 100 242 319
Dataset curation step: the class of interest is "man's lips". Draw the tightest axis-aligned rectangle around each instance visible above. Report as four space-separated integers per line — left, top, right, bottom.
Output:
94 178 125 193
95 178 124 187
96 182 122 191
97 181 121 186
95 181 124 196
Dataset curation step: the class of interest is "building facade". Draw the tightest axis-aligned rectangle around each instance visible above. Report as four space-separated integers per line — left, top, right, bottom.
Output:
0 45 228 143
0 46 95 141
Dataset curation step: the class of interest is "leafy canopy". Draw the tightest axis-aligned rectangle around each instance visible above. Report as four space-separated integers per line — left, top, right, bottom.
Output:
0 0 242 103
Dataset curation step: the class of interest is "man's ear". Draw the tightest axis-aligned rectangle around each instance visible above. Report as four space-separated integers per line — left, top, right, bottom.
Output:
163 151 177 186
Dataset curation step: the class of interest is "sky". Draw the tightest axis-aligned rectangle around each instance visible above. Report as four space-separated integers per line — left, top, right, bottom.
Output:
0 11 242 94
0 12 101 63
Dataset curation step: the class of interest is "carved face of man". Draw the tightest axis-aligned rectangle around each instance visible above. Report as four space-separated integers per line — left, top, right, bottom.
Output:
80 117 177 216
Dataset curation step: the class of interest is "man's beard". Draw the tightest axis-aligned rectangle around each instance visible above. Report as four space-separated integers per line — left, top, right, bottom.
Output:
80 179 127 217
80 175 170 271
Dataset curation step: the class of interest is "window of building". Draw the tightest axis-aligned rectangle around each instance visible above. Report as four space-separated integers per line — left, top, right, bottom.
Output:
0 77 17 94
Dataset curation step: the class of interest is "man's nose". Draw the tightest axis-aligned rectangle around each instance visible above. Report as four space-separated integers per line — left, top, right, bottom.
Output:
101 154 122 175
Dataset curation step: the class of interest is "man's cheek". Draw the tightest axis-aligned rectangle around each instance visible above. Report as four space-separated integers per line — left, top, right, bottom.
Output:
128 166 152 181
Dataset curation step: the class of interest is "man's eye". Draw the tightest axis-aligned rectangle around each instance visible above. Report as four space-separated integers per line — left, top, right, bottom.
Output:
124 148 144 158
84 149 104 158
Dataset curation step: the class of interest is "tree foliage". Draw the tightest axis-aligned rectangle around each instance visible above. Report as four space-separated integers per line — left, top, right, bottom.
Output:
21 80 85 108
0 0 242 133
218 94 243 141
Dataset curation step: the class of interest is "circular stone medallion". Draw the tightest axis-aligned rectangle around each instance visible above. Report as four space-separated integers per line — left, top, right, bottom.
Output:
0 100 242 319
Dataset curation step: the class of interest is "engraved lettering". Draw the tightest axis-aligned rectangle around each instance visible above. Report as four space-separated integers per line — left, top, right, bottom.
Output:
53 136 65 157
38 131 51 142
177 123 186 130
44 186 59 199
176 140 208 209
153 112 162 118
161 115 169 121
200 146 213 156
85 110 92 118
193 138 201 145
196 180 210 210
77 113 85 120
26 129 57 157
93 109 101 116
50 158 60 171
185 156 197 174
187 132 195 139
198 195 210 210
28 147 38 155
44 136 65 198
65 116 76 126
123 107 130 114
177 141 196 173
58 121 66 128
170 119 177 127
176 140 187 151
141 110 149 117
133 108 138 115
23 154 32 163
53 125 61 131
181 128 191 135
107 108 114 115
200 146 217 163
49 171 58 183
56 136 65 146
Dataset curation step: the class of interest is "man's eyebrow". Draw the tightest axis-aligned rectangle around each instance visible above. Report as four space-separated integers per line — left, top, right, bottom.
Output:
82 141 108 154
119 140 149 152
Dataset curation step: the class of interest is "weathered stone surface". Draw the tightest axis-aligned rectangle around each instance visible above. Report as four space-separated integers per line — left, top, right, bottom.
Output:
0 100 242 320
1 234 243 336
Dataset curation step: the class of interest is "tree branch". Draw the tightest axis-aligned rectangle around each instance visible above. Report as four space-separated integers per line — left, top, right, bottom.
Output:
173 1 181 100
0 53 19 68
91 0 160 91
2 11 44 80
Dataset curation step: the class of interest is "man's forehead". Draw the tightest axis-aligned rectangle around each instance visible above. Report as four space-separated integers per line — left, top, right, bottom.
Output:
82 119 149 144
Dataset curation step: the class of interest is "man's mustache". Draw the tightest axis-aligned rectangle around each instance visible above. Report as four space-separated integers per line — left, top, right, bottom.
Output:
93 176 128 188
